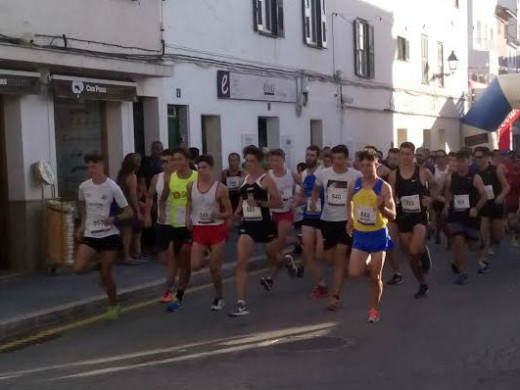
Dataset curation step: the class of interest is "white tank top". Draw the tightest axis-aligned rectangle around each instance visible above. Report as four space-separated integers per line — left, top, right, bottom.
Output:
190 180 223 226
434 165 450 184
269 169 295 213
155 172 171 225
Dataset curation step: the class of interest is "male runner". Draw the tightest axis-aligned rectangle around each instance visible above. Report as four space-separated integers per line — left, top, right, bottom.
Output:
222 152 244 213
443 149 487 284
160 147 198 312
229 146 282 316
347 149 396 323
186 155 232 311
298 146 326 297
266 149 301 281
75 153 133 320
146 149 178 303
432 150 450 246
474 146 510 271
310 145 361 311
388 142 438 299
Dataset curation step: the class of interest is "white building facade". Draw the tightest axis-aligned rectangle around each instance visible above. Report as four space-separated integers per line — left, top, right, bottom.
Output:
0 0 172 271
151 0 468 172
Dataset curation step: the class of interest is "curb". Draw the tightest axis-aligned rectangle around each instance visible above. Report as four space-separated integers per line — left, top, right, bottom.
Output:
0 255 268 345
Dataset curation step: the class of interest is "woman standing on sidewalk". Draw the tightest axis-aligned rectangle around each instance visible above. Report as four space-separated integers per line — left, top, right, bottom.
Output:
117 153 146 265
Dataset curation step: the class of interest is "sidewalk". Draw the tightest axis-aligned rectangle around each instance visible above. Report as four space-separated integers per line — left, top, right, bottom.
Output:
0 232 267 344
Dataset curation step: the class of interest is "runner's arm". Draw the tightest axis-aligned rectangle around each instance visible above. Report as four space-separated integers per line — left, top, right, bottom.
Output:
443 175 452 215
216 183 233 220
127 174 142 221
159 172 171 203
262 176 283 209
346 179 355 222
387 170 397 201
473 174 488 212
380 182 397 221
221 170 227 185
292 171 302 186
423 168 439 194
495 166 511 203
112 184 133 223
78 201 86 235
186 182 193 229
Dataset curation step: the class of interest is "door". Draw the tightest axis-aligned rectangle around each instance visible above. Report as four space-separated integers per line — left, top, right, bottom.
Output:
168 105 190 148
133 98 145 156
258 117 280 150
0 96 7 269
423 129 432 149
310 120 323 147
201 115 223 173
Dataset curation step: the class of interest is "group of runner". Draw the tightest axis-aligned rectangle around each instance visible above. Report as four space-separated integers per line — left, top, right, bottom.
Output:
74 140 520 323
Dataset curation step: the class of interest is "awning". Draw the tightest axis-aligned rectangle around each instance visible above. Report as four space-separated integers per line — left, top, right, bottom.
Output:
51 75 137 101
0 69 40 95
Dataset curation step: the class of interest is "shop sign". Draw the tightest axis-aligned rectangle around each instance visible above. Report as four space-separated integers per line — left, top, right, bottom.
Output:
217 70 297 103
464 132 489 147
53 77 137 101
0 71 40 95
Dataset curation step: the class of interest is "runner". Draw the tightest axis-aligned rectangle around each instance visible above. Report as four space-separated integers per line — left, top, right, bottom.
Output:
432 150 450 246
383 148 403 286
264 149 301 282
443 149 487 284
347 149 396 323
298 146 327 297
146 149 178 303
388 142 438 299
474 146 510 271
159 147 198 312
309 144 361 311
229 146 282 316
505 155 520 247
186 155 232 311
222 152 244 213
75 153 133 320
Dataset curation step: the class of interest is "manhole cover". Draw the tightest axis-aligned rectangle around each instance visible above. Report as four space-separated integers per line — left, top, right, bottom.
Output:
275 336 347 352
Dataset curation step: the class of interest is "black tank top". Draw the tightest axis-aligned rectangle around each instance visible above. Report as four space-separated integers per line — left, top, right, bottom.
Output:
449 171 478 221
479 165 501 202
240 174 272 223
395 165 429 215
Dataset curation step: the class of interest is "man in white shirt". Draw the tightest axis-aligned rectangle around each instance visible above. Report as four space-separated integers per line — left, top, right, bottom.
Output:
310 145 361 311
75 153 133 320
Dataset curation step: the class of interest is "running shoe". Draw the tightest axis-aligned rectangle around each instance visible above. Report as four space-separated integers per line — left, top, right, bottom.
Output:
420 246 432 274
211 298 225 311
309 285 329 299
455 273 469 285
478 262 490 275
326 295 340 311
105 304 121 320
167 297 183 312
296 265 305 278
488 247 496 256
451 262 459 274
260 276 274 291
414 284 429 299
228 301 249 317
386 273 403 286
160 291 173 303
284 254 298 278
368 308 380 323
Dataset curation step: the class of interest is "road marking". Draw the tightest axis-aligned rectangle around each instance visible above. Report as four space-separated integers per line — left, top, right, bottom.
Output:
0 268 267 353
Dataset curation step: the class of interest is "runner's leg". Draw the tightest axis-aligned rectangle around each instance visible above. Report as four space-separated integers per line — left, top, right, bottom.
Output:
236 234 255 301
348 248 369 278
303 226 325 286
209 241 225 299
74 244 97 274
190 242 207 271
330 244 348 299
99 250 118 306
367 251 386 311
407 225 427 285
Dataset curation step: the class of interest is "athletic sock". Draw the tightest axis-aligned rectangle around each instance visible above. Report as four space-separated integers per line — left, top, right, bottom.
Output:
175 290 184 302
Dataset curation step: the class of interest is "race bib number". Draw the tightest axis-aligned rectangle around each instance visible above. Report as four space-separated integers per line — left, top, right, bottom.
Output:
281 188 293 207
484 185 495 200
198 211 214 224
174 207 187 226
306 198 322 213
356 205 377 226
87 216 110 234
400 195 421 213
243 201 263 221
454 194 470 211
327 186 347 206
226 177 240 191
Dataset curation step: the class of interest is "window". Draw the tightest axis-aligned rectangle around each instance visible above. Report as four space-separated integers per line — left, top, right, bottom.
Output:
423 129 432 149
397 129 408 146
253 0 284 37
303 0 327 48
455 0 459 8
310 120 323 148
354 19 375 78
421 34 429 84
437 42 444 87
397 36 409 61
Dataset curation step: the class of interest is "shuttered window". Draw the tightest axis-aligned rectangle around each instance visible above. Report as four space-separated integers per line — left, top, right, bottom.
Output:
253 0 284 37
303 0 327 48
354 18 375 78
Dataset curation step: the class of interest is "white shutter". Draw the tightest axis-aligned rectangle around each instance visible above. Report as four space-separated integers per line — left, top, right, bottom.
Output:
304 0 312 44
320 0 327 47
257 0 265 31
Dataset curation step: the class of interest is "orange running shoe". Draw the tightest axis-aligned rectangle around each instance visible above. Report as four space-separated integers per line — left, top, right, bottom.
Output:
160 291 173 303
368 308 380 323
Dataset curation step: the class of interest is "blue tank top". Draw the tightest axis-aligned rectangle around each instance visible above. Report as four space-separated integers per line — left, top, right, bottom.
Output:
302 169 324 220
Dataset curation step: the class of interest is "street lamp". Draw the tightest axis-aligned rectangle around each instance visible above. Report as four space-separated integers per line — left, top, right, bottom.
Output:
447 51 459 74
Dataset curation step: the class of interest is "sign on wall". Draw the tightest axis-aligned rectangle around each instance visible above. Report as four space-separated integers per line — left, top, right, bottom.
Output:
464 132 489 147
52 76 137 101
0 70 40 95
217 70 297 103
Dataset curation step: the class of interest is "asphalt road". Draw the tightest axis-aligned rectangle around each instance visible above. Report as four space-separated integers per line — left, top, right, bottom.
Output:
1 240 520 390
